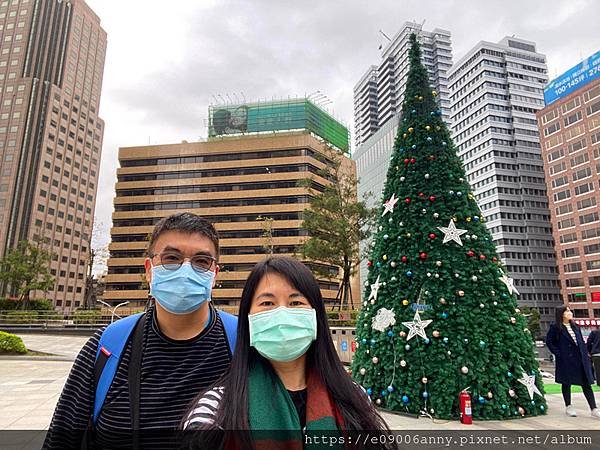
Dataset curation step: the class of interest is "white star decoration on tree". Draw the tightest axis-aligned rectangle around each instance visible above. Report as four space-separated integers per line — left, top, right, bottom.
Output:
368 275 382 303
372 308 396 332
401 310 433 341
382 193 399 217
517 372 542 400
437 220 468 246
500 274 520 296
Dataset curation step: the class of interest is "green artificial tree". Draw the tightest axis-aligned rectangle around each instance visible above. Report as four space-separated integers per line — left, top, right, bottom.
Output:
351 34 547 420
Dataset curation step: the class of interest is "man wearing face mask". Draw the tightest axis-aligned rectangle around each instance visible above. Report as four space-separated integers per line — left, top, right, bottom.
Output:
43 213 236 449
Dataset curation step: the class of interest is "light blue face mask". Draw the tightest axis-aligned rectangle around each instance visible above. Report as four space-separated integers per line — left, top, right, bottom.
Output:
248 306 317 362
150 262 215 315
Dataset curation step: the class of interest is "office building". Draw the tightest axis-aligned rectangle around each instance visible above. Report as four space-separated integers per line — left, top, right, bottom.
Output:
105 99 358 310
0 0 107 311
448 36 561 332
353 22 453 289
537 50 600 330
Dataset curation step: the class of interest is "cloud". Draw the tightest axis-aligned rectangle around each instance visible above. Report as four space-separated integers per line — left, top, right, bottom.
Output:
85 0 600 262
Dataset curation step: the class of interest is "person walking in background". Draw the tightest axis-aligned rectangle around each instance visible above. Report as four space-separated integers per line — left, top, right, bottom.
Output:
546 305 600 419
587 329 600 387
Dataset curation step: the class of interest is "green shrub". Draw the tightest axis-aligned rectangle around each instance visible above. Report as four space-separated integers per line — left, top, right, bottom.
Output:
73 309 101 324
2 311 39 324
0 298 53 311
0 330 27 354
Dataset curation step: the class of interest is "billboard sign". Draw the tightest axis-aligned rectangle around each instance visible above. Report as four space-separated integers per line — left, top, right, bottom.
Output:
544 50 600 105
209 99 349 152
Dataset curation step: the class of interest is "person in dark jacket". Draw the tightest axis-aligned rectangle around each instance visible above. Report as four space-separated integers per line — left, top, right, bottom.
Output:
587 330 600 387
546 305 599 418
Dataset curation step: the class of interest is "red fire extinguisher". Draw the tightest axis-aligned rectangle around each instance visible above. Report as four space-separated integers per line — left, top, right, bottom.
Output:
459 388 473 425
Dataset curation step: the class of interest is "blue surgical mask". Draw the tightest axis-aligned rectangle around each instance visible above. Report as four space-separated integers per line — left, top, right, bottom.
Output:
248 306 317 362
150 262 215 315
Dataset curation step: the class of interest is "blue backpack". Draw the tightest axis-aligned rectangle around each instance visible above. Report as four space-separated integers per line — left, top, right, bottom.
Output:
91 309 238 425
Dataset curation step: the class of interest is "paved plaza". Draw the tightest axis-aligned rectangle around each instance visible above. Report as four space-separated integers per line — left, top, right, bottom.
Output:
1 333 599 440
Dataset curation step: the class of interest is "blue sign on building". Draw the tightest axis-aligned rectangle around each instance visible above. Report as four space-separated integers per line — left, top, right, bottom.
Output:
544 50 600 105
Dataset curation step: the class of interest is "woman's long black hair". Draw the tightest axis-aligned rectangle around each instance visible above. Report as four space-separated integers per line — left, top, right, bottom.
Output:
183 256 390 449
554 304 572 329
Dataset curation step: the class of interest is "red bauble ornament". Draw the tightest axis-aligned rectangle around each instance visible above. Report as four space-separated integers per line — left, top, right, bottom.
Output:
418 192 425 198
401 256 408 263
479 254 487 261
429 195 436 202
419 252 428 260
492 257 498 263
429 233 436 239
404 158 410 165
404 197 411 204
410 158 416 164
467 250 475 257
367 260 373 267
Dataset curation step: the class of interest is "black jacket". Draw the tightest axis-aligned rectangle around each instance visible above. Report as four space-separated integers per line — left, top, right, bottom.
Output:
588 330 600 355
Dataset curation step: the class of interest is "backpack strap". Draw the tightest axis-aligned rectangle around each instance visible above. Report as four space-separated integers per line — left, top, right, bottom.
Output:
93 312 145 424
216 310 238 355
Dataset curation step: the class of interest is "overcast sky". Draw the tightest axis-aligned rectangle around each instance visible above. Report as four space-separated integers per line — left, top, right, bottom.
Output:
85 0 600 263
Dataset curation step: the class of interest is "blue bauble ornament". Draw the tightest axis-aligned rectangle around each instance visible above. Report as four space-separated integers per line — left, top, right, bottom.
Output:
412 144 417 149
424 338 430 344
387 385 394 392
441 312 448 319
422 391 429 399
479 340 486 348
540 405 545 411
457 191 462 196
502 404 507 409
370 339 377 345
387 330 394 337
443 337 449 343
383 234 389 240
442 141 447 146
367 388 373 396
402 395 409 404
376 262 381 268
405 344 411 351
507 371 512 378
501 293 507 299
412 109 417 114
478 396 485 404
430 111 434 116
406 271 413 278
449 190 454 195
381 390 387 397
473 216 480 222
426 137 432 142
361 339 367 345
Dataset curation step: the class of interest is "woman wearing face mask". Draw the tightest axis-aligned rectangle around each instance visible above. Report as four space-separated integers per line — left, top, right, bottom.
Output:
182 256 393 449
546 305 600 419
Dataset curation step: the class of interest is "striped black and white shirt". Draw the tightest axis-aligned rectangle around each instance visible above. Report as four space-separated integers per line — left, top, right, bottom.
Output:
42 303 232 449
183 386 225 429
565 323 577 344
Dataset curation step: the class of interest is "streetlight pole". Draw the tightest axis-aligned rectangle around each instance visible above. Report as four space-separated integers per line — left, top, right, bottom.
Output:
97 299 130 323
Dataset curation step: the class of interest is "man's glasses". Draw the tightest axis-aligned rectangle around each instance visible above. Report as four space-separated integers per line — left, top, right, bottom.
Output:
150 251 216 273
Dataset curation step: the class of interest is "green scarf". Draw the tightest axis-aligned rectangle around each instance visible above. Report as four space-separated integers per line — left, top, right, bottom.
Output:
242 358 346 450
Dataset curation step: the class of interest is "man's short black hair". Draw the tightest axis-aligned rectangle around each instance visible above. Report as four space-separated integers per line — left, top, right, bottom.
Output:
147 213 219 259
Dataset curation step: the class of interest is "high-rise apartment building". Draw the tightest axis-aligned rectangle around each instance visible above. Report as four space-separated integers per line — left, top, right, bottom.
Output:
0 0 106 311
353 22 453 289
448 37 561 332
354 22 452 147
105 99 358 311
537 50 600 331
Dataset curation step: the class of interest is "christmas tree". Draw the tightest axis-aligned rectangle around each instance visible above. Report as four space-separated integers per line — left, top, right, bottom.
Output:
351 34 547 420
